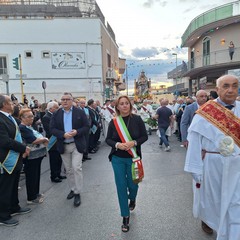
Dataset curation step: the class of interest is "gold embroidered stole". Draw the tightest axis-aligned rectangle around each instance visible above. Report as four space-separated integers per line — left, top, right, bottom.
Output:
196 100 240 148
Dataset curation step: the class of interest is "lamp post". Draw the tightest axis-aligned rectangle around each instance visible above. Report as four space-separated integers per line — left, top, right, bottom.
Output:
126 63 128 96
172 53 178 93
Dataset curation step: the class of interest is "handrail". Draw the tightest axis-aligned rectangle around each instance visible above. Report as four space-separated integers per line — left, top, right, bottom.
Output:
181 1 237 46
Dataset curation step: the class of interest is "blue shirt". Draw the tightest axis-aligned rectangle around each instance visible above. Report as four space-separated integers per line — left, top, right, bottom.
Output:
62 107 74 143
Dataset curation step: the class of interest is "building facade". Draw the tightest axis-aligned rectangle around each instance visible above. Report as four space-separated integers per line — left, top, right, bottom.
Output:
168 1 240 96
0 0 125 103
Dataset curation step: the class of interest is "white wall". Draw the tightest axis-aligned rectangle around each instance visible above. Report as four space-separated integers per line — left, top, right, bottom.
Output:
0 18 105 102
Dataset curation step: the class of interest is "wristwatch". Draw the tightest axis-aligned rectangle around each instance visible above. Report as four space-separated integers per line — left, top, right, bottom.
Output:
133 140 137 146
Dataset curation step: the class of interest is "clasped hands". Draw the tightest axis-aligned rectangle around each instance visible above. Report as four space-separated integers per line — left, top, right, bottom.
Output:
64 129 77 139
117 141 135 151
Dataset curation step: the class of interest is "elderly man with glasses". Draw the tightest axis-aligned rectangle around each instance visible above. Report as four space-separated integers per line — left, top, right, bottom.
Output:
50 93 89 207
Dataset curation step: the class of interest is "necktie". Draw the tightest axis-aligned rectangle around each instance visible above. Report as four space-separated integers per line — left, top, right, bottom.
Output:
8 115 15 123
225 105 234 110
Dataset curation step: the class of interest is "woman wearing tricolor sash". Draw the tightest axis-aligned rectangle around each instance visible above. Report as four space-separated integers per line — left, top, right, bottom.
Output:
106 96 148 232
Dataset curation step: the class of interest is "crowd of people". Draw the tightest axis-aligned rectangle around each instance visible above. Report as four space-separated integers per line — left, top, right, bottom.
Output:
0 74 240 239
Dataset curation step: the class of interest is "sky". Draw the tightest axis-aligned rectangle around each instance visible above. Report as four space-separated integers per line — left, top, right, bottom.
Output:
96 0 235 90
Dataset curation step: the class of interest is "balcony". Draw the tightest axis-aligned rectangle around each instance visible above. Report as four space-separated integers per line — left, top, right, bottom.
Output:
106 68 118 81
181 1 240 47
184 47 240 78
116 82 126 91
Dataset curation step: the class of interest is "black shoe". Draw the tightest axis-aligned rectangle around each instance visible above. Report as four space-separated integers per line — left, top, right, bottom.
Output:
83 156 92 160
11 207 32 217
67 190 74 200
51 177 62 183
121 217 130 232
74 194 81 207
0 218 19 227
201 221 213 234
58 175 67 180
129 200 136 211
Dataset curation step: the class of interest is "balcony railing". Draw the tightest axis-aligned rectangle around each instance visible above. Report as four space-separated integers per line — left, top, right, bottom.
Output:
181 1 236 46
106 67 118 80
187 47 240 70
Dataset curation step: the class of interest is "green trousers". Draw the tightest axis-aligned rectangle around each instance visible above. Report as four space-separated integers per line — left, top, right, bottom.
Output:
111 155 139 217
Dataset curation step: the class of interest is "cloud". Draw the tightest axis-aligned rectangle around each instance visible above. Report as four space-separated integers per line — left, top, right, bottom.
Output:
131 47 159 58
143 0 167 8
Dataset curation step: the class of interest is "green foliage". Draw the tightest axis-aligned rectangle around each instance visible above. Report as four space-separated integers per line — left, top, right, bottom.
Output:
146 117 157 128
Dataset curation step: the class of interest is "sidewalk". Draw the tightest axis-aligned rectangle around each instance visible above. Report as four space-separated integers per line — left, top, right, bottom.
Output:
2 134 216 240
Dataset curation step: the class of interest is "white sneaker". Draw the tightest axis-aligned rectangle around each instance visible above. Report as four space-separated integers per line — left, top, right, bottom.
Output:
165 146 171 152
180 144 184 147
159 145 163 148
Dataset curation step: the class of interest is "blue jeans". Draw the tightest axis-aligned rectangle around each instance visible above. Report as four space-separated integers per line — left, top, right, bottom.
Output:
159 127 169 147
111 155 139 217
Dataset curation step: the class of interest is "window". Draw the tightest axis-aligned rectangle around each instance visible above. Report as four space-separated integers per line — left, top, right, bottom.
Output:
0 56 7 75
107 53 111 68
25 51 32 58
203 37 210 66
42 51 50 58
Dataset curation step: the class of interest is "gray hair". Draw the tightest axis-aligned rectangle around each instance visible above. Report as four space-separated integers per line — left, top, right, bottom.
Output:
216 74 239 87
47 101 58 110
0 94 6 109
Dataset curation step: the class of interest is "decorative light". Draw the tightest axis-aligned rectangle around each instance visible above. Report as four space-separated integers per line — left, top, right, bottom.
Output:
220 38 225 45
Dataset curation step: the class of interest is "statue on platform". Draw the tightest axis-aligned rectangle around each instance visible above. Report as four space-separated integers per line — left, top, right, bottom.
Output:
134 70 151 101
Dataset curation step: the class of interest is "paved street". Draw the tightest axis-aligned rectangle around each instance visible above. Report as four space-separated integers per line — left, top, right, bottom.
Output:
2 133 216 240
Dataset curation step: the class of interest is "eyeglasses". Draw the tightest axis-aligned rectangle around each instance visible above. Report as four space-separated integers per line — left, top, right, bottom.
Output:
24 115 34 118
61 98 72 102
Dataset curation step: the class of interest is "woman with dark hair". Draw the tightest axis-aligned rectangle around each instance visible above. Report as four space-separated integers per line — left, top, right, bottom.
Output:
106 95 148 232
19 108 48 204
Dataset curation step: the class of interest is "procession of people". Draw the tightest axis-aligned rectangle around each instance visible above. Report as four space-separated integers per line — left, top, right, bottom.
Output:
1 74 240 239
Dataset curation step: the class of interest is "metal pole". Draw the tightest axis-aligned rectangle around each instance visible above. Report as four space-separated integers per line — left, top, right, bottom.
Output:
6 81 9 95
175 54 178 92
44 89 46 103
126 64 128 96
19 54 24 103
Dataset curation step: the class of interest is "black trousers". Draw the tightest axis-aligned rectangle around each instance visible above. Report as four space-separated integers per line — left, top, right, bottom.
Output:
24 156 43 201
88 133 96 151
48 150 62 179
83 133 90 157
0 161 22 221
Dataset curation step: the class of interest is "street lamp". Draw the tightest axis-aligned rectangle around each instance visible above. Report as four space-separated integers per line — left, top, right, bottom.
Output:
172 53 178 93
126 63 128 96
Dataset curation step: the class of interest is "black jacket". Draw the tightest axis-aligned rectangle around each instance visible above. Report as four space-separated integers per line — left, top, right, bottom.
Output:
0 112 26 168
106 114 148 161
49 106 89 154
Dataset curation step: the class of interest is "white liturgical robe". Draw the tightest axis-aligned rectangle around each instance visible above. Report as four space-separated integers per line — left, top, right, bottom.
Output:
184 101 240 240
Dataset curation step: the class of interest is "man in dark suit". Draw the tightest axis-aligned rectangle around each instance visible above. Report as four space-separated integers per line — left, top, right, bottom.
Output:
50 93 89 207
42 101 65 183
0 94 31 227
180 90 208 148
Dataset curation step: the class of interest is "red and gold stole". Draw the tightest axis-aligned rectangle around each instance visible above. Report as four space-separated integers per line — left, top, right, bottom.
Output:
196 100 240 148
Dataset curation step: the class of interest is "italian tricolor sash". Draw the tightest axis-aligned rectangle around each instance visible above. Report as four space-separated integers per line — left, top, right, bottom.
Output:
113 116 140 161
196 100 240 148
0 125 22 174
113 116 144 183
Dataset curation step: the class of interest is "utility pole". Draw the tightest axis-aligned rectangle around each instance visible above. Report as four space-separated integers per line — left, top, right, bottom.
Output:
172 53 178 94
13 54 24 103
126 64 128 96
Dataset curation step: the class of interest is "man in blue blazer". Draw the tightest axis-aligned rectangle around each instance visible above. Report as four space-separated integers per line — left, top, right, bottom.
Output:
50 93 89 207
180 90 208 147
0 95 31 226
